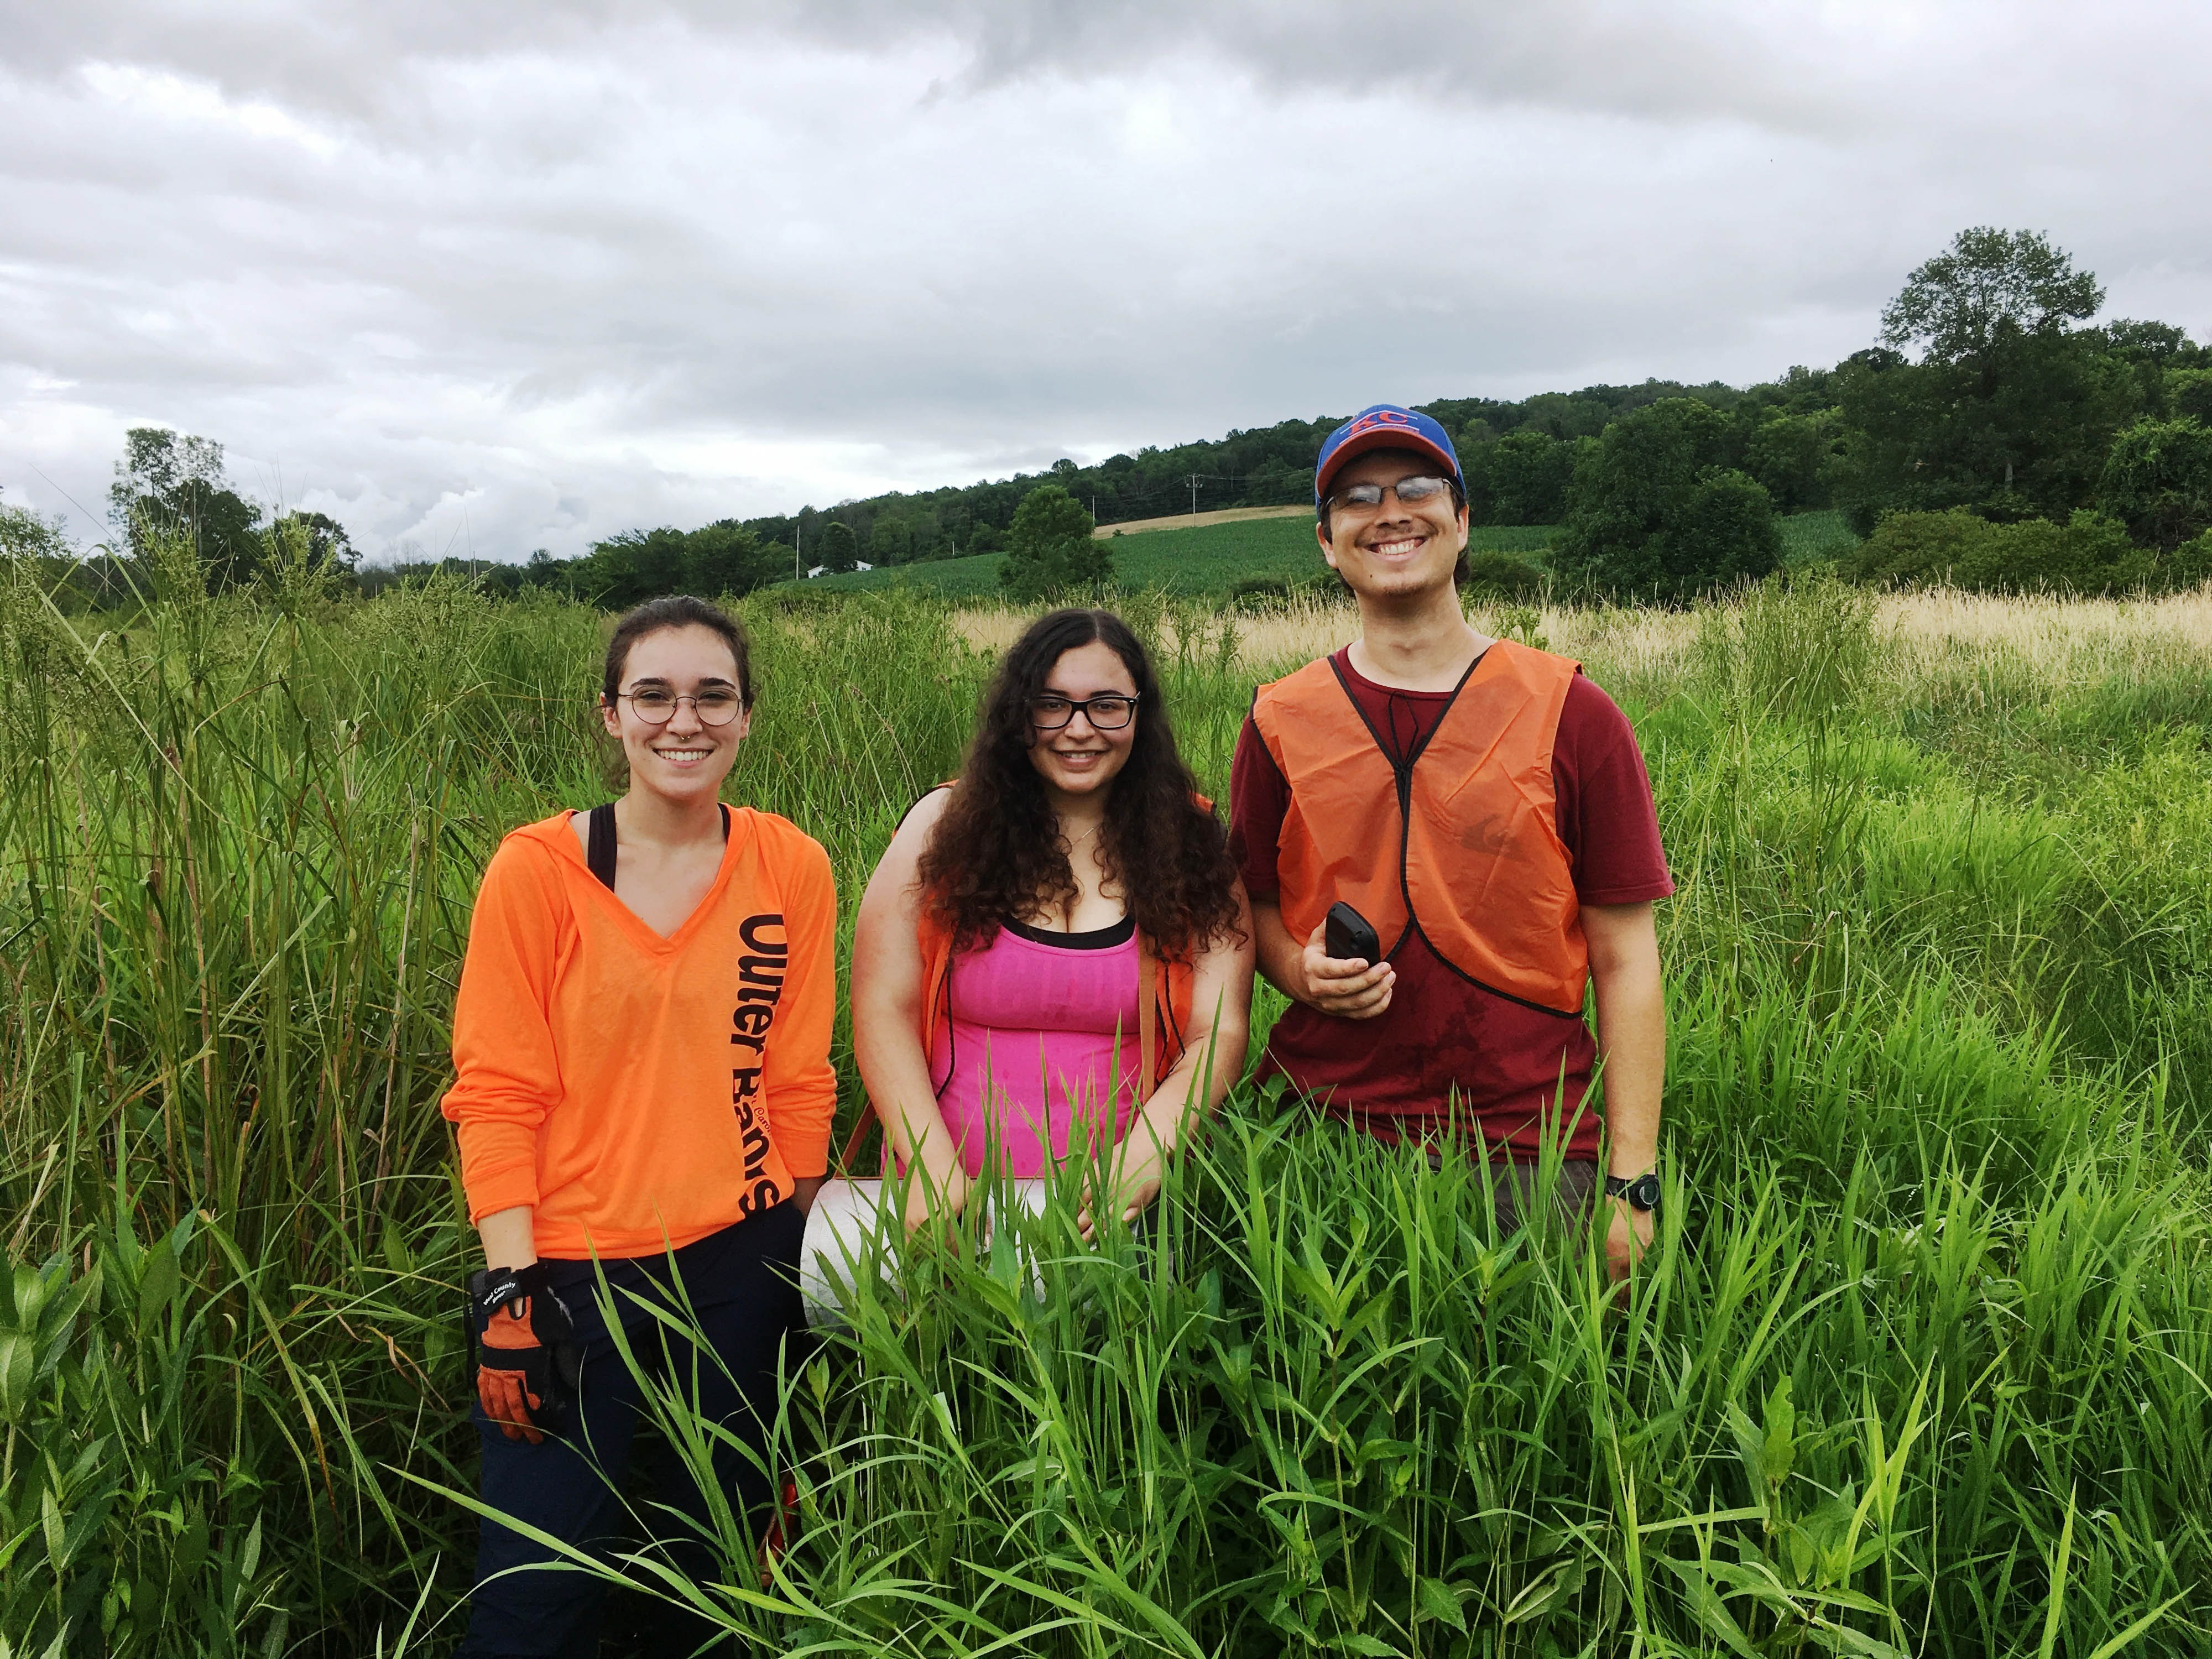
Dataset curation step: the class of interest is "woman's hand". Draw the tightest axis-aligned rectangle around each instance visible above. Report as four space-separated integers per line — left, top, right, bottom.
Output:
1078 1135 1167 1243
903 1160 971 1234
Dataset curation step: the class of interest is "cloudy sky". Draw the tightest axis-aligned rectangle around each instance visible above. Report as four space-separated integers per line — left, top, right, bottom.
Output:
4 2 2209 562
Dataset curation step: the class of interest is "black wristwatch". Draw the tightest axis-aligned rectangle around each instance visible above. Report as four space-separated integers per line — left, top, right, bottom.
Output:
1605 1172 1662 1212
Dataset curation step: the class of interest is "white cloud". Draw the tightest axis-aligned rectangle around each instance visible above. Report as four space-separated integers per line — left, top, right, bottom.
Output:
1 1 2208 557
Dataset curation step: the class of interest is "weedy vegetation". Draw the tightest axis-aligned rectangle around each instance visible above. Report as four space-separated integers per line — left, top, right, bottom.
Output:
3 545 2211 1655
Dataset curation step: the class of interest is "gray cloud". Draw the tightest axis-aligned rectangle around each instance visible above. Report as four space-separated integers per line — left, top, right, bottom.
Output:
3 2 2208 559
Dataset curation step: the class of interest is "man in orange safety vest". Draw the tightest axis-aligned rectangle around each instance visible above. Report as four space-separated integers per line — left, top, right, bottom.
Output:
1229 405 1673 1278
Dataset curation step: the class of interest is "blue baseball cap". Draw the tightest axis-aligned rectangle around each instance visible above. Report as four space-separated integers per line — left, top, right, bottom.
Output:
1314 405 1463 508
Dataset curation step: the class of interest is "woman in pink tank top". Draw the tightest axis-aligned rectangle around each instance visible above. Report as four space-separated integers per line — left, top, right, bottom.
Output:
852 608 1255 1234
934 914 1146 1179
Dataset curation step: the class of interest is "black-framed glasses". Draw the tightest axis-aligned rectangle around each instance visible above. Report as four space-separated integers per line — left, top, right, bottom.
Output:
1029 692 1140 731
1328 475 1453 513
617 687 744 726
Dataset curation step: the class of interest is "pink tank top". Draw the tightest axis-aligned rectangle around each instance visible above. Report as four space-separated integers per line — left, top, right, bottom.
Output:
932 916 1144 1178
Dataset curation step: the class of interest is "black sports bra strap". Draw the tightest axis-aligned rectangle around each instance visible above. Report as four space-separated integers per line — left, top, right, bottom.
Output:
586 804 618 890
586 801 727 891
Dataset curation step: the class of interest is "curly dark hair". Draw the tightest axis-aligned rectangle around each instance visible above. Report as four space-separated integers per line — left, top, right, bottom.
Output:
915 608 1242 960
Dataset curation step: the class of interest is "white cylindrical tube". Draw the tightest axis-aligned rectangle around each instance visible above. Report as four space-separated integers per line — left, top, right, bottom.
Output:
800 1176 1052 1331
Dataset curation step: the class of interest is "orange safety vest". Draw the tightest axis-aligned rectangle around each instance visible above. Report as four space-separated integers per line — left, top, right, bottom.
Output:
1250 638 1589 1018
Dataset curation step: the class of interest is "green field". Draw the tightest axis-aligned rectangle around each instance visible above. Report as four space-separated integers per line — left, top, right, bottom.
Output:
801 515 1562 598
1777 509 1859 566
5 564 2212 1654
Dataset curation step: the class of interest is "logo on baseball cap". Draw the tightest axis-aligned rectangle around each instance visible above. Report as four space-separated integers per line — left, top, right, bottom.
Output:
1314 405 1463 508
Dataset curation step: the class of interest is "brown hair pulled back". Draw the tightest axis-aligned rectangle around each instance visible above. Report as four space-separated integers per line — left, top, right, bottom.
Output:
597 597 754 789
915 608 1241 959
601 595 754 708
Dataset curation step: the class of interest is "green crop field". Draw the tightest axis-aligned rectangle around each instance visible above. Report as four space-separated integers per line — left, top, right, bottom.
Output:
5 555 2212 1655
800 514 1562 599
1777 510 1859 567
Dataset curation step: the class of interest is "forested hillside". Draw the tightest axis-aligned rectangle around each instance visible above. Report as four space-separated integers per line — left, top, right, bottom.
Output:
8 227 2211 607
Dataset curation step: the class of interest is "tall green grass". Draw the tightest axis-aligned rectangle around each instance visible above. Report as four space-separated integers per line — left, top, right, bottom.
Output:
2 554 2209 1654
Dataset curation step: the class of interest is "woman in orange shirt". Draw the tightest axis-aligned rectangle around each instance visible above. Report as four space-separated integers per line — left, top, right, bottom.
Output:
441 596 836 1657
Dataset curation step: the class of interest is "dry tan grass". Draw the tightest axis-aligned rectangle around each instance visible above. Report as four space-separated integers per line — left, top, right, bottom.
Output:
950 584 2212 691
1089 504 1313 539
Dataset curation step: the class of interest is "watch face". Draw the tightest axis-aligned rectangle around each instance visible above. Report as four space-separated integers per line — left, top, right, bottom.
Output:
1627 1173 1662 1211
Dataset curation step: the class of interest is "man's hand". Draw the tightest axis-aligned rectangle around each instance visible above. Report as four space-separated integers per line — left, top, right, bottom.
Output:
1603 1196 1654 1285
471 1265 576 1444
791 1175 825 1217
1296 920 1395 1018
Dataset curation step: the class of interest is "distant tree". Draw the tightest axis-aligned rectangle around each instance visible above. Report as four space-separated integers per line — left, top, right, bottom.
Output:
1470 428 1576 525
679 520 759 595
2170 369 2212 425
1833 231 2139 531
1745 413 1840 513
109 426 226 526
2095 318 2202 368
522 549 568 589
818 521 860 573
1553 399 1780 600
968 522 1008 556
0 491 72 563
2096 418 2212 551
869 514 912 566
1880 227 2103 365
582 528 686 607
2078 319 2206 417
1515 392 1611 440
565 521 781 606
109 427 267 593
1000 484 1108 602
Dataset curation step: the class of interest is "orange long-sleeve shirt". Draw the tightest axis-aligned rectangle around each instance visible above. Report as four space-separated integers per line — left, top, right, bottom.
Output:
440 807 838 1259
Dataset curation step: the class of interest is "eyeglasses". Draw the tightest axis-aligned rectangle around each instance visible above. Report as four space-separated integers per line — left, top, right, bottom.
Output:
617 687 744 726
1029 692 1140 731
1328 476 1454 513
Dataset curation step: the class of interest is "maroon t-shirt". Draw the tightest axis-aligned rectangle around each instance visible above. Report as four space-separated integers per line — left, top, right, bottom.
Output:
1230 648 1673 1159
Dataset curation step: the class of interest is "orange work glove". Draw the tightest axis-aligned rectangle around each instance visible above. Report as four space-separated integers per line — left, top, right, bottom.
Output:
467 1264 578 1444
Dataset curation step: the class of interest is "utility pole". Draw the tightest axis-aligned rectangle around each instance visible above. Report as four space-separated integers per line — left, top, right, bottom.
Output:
795 519 802 582
1187 474 1199 518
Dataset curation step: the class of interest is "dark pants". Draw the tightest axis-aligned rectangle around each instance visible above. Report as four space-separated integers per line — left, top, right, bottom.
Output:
1483 1157 1600 1237
458 1201 806 1658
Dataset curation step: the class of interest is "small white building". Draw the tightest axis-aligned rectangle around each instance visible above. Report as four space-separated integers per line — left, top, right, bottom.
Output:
805 561 873 579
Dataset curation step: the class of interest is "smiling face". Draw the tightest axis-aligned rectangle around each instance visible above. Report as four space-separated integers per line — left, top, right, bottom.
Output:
599 624 751 804
1317 447 1469 601
1026 639 1140 805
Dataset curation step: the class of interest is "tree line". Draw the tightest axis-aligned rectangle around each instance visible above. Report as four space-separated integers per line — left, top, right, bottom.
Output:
6 227 2209 609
